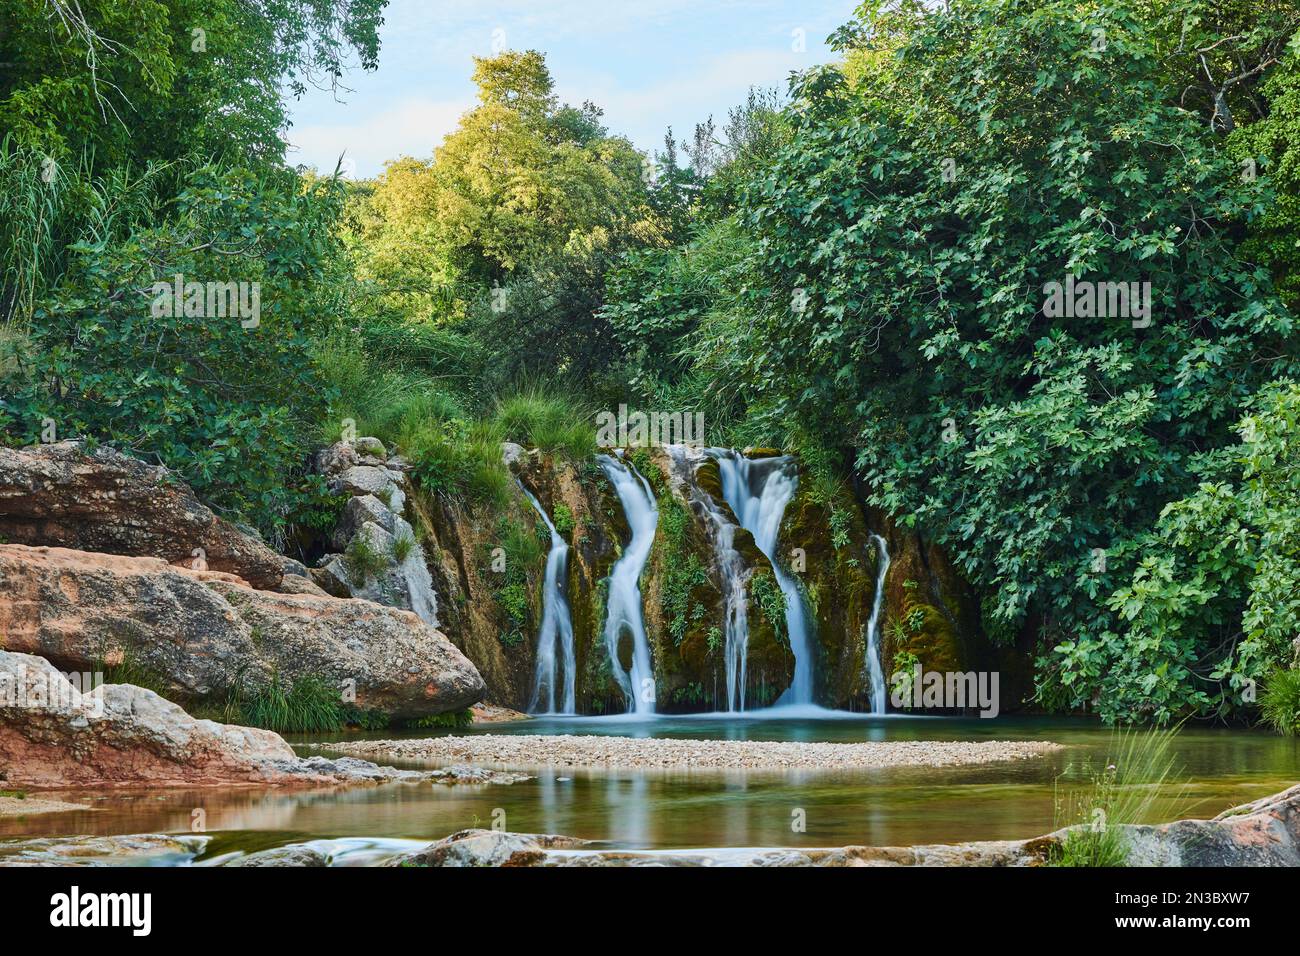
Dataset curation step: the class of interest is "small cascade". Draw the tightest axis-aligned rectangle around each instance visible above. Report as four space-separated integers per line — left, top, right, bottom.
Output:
597 453 658 715
401 543 440 628
667 446 751 711
518 482 576 715
864 533 891 715
710 449 815 706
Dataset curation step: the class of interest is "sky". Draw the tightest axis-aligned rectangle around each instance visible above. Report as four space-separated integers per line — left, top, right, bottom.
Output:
284 0 857 178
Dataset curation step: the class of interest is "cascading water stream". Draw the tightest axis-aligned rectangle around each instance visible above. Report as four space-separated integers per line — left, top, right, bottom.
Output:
597 453 658 715
864 534 891 715
710 450 815 707
518 482 576 715
667 445 751 711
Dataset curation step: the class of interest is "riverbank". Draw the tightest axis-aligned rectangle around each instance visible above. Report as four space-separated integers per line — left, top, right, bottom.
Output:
319 733 1062 771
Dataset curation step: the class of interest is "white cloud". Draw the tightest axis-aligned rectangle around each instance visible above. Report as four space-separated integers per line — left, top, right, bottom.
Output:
285 97 472 177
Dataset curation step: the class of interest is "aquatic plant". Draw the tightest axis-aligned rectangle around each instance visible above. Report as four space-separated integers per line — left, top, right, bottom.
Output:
1050 725 1186 867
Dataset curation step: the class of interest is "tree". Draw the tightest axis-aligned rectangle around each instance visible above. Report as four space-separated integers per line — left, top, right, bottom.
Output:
724 0 1298 718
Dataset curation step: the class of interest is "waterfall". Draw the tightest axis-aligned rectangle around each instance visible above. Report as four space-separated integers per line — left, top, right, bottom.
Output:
597 453 658 715
864 534 891 715
518 482 576 715
667 446 751 711
710 450 815 707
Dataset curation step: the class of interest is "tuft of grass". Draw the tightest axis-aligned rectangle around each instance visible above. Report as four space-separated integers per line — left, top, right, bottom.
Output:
406 708 474 730
1050 725 1186 867
345 532 389 582
239 673 345 734
492 388 596 461
1260 668 1300 736
391 527 418 564
94 647 171 697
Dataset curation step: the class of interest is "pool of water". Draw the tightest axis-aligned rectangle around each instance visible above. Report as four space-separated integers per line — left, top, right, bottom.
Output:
3 715 1297 861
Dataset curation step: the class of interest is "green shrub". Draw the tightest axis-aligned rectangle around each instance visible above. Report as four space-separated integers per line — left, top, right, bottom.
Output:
1260 669 1300 736
552 503 575 538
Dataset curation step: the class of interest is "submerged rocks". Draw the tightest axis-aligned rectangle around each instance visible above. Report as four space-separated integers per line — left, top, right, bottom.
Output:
387 829 592 867
0 544 484 720
384 783 1300 867
0 441 284 590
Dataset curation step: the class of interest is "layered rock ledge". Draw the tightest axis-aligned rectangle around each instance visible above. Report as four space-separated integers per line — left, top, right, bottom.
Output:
0 441 285 590
320 733 1061 771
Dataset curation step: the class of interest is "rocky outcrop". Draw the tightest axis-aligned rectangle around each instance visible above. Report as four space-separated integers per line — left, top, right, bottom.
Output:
0 441 284 590
0 544 485 720
0 649 312 789
0 651 482 790
385 783 1300 866
311 440 437 626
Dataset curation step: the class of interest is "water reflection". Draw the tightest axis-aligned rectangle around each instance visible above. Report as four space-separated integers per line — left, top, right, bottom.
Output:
1 717 1295 857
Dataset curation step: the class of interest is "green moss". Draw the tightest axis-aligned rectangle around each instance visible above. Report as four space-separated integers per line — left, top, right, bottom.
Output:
552 502 575 538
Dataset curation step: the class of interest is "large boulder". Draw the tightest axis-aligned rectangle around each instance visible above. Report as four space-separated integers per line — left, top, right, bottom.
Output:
0 441 283 590
0 544 485 720
0 650 304 789
0 651 479 790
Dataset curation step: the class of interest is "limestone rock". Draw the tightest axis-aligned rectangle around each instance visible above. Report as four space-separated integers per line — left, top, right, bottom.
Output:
332 465 406 513
0 441 283 590
0 545 484 720
223 845 330 867
354 436 387 458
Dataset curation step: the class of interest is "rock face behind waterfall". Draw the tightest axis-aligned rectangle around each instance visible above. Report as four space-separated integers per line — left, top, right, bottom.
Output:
0 544 485 720
0 441 285 590
406 441 1007 714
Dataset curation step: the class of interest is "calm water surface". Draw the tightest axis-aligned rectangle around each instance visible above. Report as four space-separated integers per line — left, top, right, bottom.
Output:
3 715 1297 861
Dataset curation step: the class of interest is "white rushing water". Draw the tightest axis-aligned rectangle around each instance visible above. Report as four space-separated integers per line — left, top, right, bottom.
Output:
863 533 891 715
710 449 815 706
518 482 577 715
667 446 752 711
598 453 658 715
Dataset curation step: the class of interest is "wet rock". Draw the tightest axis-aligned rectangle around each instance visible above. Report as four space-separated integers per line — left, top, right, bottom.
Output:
387 829 591 867
0 441 284 590
223 845 330 867
0 833 209 867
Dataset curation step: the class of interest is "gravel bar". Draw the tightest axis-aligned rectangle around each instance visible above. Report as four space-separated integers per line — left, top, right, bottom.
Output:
321 734 1061 772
